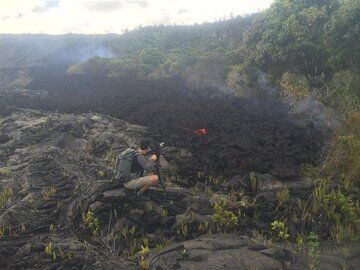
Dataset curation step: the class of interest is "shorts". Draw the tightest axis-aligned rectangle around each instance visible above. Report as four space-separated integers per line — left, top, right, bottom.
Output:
124 175 154 190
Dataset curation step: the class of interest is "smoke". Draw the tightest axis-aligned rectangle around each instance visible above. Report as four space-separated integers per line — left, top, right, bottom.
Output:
240 68 339 133
45 43 114 65
253 69 277 99
290 97 339 133
77 44 114 61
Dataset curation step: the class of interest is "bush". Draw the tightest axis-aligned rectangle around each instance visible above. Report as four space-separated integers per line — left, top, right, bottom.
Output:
315 70 360 115
270 220 289 241
211 199 238 233
279 72 310 102
324 113 360 182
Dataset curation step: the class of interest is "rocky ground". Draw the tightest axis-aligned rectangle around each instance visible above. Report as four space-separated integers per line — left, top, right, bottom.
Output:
0 108 359 269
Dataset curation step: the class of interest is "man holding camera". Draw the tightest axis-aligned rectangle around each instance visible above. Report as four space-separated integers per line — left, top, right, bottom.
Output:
123 138 160 194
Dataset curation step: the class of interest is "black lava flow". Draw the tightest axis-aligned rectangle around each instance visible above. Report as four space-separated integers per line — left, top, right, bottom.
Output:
9 71 323 180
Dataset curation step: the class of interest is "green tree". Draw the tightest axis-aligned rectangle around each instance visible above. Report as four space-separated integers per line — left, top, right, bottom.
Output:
140 47 165 67
324 0 360 70
245 0 341 82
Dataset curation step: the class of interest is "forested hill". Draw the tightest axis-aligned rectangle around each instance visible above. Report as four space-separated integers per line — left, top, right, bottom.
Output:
1 1 358 115
32 0 360 114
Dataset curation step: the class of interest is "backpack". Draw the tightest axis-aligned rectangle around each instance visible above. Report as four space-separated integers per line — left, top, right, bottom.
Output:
114 148 137 181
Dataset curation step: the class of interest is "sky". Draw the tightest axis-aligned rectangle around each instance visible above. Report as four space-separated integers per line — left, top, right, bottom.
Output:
0 0 274 34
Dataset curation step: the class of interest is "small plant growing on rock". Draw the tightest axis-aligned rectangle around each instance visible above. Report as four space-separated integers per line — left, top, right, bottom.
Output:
158 206 168 218
145 201 153 212
0 227 4 237
138 237 150 260
205 185 213 196
270 220 289 241
82 210 99 237
205 175 225 185
211 199 239 233
0 188 13 209
43 186 56 200
138 238 150 268
155 237 169 250
276 187 290 209
49 224 56 233
97 170 105 178
177 220 188 240
249 172 257 192
307 232 320 269
139 259 150 269
198 221 210 234
44 241 56 261
0 168 10 176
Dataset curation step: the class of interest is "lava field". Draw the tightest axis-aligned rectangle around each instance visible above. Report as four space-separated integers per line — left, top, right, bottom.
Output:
8 73 323 179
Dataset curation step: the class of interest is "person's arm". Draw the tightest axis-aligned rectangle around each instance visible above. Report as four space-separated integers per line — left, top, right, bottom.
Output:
137 154 155 171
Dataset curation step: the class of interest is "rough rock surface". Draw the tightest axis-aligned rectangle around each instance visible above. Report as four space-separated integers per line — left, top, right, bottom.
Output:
0 109 358 269
146 235 360 270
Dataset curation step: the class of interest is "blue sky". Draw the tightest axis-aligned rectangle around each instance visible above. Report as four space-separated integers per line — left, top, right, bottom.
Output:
0 0 274 34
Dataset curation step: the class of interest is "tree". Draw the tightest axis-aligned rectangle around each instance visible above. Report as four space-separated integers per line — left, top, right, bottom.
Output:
139 47 165 67
324 0 360 70
245 0 341 83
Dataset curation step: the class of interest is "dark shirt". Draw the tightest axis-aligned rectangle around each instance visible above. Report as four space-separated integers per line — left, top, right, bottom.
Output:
136 154 155 171
131 152 155 176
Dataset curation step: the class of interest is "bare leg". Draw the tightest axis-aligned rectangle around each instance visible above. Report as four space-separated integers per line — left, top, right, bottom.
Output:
139 175 159 193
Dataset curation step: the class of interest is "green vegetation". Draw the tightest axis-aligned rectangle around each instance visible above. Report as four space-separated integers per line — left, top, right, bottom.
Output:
0 168 10 176
276 187 290 208
249 172 257 192
301 114 360 240
44 242 57 261
307 232 320 269
82 210 100 237
271 220 289 242
97 170 105 178
42 186 56 200
177 220 189 240
0 188 12 209
211 199 239 233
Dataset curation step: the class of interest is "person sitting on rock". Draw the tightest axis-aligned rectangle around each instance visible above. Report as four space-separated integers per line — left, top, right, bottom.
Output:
122 138 159 195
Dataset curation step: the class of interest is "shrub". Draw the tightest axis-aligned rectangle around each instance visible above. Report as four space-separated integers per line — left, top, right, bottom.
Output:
311 113 360 186
318 70 360 115
279 72 310 102
270 220 289 241
211 199 238 233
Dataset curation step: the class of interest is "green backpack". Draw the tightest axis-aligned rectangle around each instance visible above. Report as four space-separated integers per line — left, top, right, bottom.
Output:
114 148 136 181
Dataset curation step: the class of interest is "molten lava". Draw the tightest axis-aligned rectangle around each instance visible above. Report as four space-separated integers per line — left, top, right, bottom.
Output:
193 128 206 136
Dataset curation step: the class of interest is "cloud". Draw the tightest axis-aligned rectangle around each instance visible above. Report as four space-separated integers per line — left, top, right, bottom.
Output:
126 1 149 9
84 1 125 12
0 0 44 17
178 8 188 15
0 0 274 34
32 0 60 13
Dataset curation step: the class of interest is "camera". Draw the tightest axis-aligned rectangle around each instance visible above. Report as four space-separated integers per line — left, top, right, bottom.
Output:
148 142 165 156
